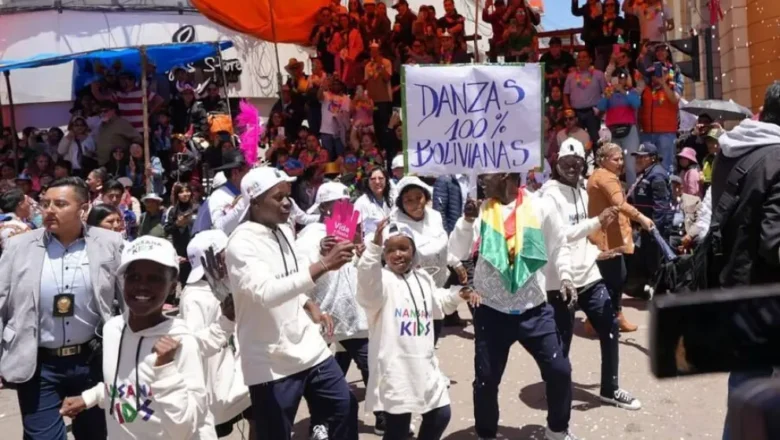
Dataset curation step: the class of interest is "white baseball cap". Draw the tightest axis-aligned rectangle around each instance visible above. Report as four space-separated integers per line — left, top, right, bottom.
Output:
391 155 404 170
558 138 586 160
306 181 351 214
118 236 179 276
186 230 229 284
212 171 227 189
239 166 297 221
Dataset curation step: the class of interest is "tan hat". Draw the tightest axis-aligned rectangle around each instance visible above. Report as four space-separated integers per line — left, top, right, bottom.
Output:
324 162 341 175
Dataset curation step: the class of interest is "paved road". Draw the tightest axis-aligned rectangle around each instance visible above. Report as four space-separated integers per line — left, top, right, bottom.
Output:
0 299 728 439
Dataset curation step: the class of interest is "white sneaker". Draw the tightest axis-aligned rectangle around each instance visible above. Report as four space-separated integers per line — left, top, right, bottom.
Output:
545 427 581 440
600 388 642 411
311 424 328 440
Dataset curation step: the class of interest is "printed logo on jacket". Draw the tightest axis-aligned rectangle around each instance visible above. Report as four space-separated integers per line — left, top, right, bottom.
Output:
108 382 155 424
395 308 432 336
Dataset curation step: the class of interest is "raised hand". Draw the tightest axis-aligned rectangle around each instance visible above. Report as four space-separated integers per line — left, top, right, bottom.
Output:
153 336 181 367
201 246 231 302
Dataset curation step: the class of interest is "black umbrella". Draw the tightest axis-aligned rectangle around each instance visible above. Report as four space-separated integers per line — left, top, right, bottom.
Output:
682 99 754 121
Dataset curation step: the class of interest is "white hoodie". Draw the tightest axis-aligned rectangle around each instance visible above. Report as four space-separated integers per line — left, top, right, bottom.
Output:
296 223 369 342
356 241 463 415
538 179 603 289
718 119 780 158
179 280 251 425
226 221 331 385
81 316 211 440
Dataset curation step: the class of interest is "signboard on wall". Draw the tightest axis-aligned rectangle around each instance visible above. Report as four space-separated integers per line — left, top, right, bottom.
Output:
170 25 243 84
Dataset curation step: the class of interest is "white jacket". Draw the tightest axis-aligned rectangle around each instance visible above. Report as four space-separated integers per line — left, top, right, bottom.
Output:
448 191 572 316
81 316 212 440
179 281 251 425
296 223 368 342
354 193 391 239
208 184 245 236
538 180 603 289
356 242 461 415
226 221 331 385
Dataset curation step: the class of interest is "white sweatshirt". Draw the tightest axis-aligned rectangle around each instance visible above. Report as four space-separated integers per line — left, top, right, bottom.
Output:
208 184 244 235
448 191 572 316
538 180 603 289
356 241 462 415
81 316 212 440
179 281 251 425
226 221 331 385
296 223 369 342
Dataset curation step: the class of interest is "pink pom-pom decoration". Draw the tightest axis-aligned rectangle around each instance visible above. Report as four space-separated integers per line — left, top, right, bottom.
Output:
235 99 263 165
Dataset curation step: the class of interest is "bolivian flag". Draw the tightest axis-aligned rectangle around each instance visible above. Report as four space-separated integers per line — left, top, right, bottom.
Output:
479 191 548 294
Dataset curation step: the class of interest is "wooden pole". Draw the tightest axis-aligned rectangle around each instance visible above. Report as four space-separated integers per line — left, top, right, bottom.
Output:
4 72 19 174
268 0 284 99
140 47 152 193
474 0 481 63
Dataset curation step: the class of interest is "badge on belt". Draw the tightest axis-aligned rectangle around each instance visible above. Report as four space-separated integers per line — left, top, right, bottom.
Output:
53 293 75 317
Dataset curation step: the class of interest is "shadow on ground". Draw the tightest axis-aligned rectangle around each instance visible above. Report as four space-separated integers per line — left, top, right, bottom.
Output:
519 381 603 412
446 423 546 439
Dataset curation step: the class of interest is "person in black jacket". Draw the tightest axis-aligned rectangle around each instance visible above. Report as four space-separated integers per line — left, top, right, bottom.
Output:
629 142 672 295
170 84 209 136
164 182 199 288
710 83 780 440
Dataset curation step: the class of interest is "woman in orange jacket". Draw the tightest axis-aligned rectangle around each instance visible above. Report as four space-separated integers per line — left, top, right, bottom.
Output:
586 143 654 332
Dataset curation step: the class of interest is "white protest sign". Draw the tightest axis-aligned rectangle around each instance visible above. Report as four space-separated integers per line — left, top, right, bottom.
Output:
402 64 543 176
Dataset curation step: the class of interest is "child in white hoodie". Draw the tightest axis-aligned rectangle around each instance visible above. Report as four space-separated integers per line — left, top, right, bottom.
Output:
60 236 211 440
538 138 642 411
181 230 254 438
356 219 480 440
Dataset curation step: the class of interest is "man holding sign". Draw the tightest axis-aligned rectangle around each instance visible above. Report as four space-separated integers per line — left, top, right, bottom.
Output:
449 173 580 440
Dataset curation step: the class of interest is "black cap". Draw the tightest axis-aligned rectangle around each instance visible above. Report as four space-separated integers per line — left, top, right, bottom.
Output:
616 68 630 79
212 150 248 172
549 36 562 46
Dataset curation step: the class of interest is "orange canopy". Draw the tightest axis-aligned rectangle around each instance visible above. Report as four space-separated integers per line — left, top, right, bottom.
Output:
191 0 330 45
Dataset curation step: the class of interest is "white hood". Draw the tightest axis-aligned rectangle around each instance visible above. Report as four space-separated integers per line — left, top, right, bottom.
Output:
538 179 603 289
718 119 780 158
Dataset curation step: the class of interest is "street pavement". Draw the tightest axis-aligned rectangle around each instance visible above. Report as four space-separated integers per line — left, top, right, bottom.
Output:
0 298 728 439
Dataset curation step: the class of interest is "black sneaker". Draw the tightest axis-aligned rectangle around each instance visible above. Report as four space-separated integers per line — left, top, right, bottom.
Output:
374 412 386 435
600 388 642 411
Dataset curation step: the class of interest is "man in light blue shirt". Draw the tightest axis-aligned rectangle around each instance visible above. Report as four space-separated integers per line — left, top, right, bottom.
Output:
0 177 124 440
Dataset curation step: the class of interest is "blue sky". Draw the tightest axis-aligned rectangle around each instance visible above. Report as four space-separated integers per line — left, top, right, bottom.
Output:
541 1 581 31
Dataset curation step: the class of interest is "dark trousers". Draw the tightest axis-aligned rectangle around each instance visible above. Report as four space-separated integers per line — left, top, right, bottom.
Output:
334 338 370 386
473 304 572 437
548 281 620 397
373 102 394 153
249 357 358 440
383 405 451 440
17 351 106 440
597 255 627 311
574 107 601 149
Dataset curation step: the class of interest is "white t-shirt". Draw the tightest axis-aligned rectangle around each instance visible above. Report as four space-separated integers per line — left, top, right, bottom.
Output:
320 92 351 136
631 3 672 42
